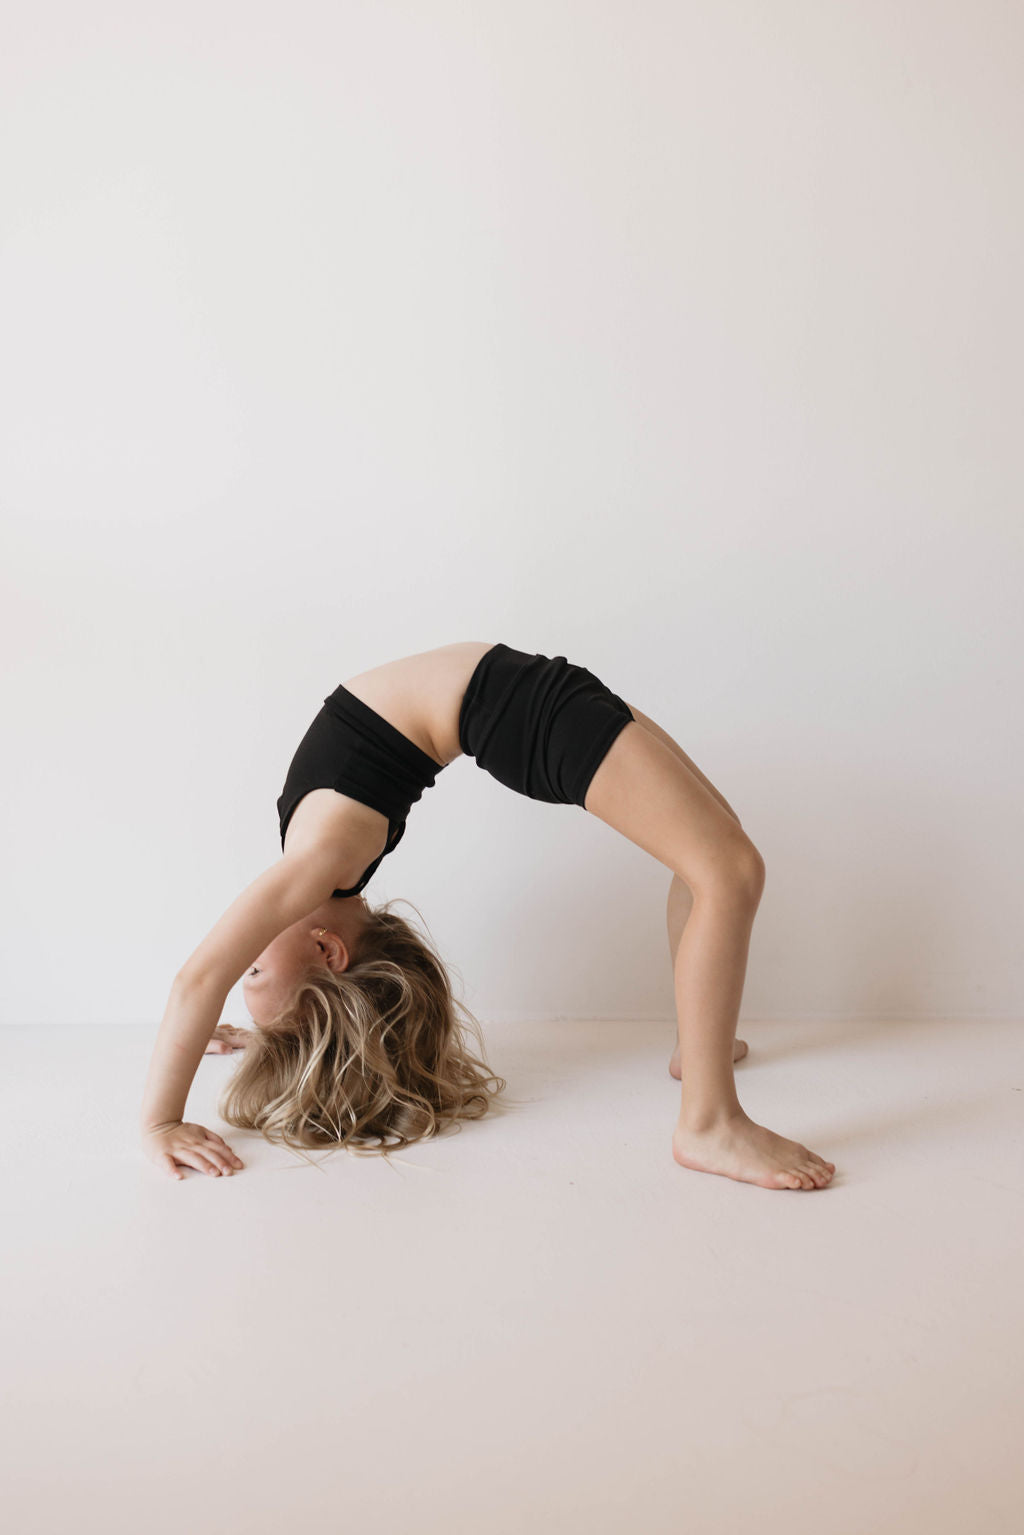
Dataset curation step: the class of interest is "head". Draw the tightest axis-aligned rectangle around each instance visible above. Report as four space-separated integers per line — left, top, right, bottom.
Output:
241 894 372 1026
222 896 505 1158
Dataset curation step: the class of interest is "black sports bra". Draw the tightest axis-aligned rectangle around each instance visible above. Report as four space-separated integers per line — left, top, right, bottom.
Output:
276 685 446 897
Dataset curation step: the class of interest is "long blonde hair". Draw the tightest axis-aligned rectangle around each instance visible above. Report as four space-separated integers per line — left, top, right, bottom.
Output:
218 898 506 1160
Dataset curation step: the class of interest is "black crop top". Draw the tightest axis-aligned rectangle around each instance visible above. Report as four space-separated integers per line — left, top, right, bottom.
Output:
276 685 446 897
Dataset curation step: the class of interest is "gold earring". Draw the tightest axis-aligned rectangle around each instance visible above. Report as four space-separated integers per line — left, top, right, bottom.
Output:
316 927 327 937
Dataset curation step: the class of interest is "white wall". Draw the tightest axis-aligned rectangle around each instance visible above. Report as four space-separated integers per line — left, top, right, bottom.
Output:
2 1 1021 1028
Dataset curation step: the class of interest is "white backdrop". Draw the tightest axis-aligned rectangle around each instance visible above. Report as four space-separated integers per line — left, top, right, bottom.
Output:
1 1 1021 1028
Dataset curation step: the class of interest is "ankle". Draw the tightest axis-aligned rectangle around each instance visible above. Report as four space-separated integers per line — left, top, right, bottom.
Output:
677 1104 747 1135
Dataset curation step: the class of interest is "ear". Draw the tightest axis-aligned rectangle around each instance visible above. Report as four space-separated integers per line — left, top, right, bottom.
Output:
319 932 353 976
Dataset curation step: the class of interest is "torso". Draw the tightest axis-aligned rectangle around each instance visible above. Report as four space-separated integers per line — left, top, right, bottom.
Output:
342 639 495 767
282 640 496 884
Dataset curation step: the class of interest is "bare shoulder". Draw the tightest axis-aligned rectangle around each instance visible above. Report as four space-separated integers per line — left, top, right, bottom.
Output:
342 640 496 766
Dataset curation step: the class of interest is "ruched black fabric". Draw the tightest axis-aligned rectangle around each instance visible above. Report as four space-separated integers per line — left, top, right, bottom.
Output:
277 685 445 898
458 643 635 808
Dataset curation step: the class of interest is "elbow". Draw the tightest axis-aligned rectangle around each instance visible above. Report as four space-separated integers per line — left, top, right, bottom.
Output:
172 966 220 994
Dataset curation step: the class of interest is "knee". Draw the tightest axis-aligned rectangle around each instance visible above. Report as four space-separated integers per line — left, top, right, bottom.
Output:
689 838 765 905
739 843 767 900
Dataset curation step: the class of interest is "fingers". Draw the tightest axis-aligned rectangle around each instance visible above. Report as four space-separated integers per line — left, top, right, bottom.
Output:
194 1145 238 1175
178 1152 235 1177
170 1141 245 1179
205 1027 246 1053
207 1132 244 1171
164 1152 226 1180
211 1027 250 1052
151 1122 244 1180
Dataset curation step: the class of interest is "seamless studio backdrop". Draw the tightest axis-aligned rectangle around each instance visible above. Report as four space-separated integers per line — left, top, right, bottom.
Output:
0 1 1021 1032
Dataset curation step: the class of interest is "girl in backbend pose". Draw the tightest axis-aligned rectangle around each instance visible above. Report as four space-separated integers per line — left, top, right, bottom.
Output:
140 640 836 1192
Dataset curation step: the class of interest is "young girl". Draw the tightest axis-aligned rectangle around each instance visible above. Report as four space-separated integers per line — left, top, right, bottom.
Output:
140 640 836 1192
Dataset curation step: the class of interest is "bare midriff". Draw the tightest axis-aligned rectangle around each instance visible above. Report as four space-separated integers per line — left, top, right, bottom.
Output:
341 639 496 767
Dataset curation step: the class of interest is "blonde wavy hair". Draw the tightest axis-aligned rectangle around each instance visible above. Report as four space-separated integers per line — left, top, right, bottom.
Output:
218 899 506 1161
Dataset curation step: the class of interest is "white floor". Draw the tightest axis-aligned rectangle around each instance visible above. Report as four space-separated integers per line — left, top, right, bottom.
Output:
3 1017 1023 1535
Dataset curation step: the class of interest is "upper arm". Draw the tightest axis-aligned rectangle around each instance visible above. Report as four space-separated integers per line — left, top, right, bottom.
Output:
175 849 341 992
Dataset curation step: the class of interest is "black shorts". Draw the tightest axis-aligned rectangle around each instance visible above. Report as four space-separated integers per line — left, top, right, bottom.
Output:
459 643 635 808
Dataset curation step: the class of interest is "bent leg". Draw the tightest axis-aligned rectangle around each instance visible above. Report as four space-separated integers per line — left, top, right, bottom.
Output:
584 718 765 1118
584 716 835 1190
668 874 748 1076
625 710 753 1077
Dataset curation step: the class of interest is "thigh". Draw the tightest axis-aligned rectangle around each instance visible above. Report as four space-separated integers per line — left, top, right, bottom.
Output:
623 703 742 827
583 708 756 892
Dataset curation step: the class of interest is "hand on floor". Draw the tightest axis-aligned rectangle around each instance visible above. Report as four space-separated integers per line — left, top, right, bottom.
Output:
204 1025 252 1054
142 1120 245 1179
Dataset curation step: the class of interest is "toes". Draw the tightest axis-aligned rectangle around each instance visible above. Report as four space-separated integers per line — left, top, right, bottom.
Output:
803 1151 836 1178
774 1158 836 1190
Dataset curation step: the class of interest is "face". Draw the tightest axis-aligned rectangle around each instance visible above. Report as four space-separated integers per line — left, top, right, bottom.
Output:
241 913 349 1026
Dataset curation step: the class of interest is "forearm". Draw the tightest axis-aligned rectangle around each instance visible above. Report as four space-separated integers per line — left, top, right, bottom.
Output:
140 974 230 1131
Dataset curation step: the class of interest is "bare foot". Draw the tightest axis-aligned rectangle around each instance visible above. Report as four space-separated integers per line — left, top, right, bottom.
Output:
669 1038 747 1078
672 1112 836 1190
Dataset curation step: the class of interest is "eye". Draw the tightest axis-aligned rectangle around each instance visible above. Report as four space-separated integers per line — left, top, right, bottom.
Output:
247 966 260 977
